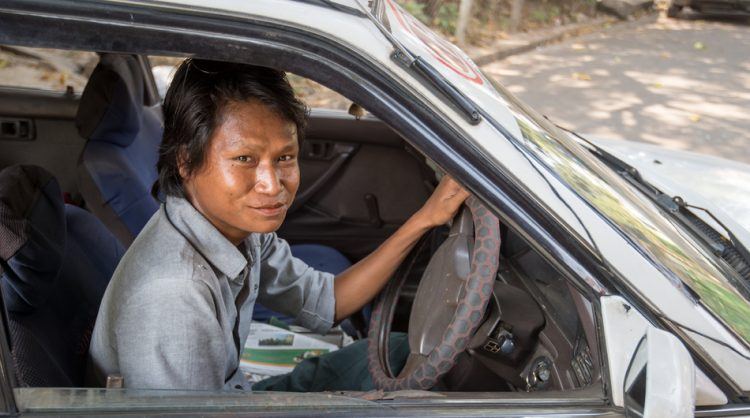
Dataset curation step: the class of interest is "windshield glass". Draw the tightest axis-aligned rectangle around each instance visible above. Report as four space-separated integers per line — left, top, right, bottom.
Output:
484 77 750 345
377 0 749 350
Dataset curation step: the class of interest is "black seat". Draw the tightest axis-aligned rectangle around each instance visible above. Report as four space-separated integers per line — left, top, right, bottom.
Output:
0 165 124 386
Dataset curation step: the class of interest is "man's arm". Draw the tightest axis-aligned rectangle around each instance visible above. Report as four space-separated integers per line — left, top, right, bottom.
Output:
333 176 469 321
115 279 227 390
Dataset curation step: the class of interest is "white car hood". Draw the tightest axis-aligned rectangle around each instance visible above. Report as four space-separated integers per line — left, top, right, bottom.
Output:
584 136 750 251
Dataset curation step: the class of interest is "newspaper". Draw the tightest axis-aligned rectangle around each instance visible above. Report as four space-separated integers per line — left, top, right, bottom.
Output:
240 322 342 383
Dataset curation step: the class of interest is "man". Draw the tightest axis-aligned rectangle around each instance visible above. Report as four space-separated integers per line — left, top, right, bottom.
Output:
88 59 468 391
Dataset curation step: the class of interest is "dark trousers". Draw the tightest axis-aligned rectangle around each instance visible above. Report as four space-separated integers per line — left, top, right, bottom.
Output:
253 333 409 392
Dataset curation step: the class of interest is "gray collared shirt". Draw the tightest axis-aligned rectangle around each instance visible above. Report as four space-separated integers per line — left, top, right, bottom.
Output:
88 196 336 390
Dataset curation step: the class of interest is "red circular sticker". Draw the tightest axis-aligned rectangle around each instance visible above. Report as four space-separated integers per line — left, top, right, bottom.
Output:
387 0 484 85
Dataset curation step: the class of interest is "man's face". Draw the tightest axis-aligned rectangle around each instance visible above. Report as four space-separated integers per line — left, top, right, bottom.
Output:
181 100 300 244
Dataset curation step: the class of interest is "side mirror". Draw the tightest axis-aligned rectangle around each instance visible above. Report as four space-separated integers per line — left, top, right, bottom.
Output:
624 327 696 418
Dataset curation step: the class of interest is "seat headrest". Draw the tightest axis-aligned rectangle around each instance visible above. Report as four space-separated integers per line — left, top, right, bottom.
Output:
0 165 66 313
75 54 146 147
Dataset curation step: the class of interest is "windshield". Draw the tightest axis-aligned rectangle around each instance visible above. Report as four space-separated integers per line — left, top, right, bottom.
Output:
484 77 750 346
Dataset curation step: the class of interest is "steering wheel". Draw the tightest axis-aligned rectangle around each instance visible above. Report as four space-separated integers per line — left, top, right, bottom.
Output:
367 197 501 391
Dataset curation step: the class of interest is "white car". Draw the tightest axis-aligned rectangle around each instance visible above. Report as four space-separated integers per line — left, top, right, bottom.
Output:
0 0 748 416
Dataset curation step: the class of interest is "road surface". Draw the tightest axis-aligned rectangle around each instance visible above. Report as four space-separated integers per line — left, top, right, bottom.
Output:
482 13 750 163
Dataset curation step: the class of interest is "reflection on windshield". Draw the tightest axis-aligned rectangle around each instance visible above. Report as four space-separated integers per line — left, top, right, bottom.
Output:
486 79 750 345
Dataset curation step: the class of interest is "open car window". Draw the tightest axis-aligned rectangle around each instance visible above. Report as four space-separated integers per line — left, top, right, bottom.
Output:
149 56 353 111
0 46 95 94
0 25 608 418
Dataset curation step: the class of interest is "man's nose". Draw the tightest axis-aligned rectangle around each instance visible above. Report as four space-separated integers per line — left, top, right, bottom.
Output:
254 162 283 195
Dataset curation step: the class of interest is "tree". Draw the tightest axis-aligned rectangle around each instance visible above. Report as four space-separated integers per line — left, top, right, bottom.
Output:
455 0 474 45
510 0 524 32
423 0 442 20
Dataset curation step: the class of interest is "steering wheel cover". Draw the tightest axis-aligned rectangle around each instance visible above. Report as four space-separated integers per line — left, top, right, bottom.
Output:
367 197 501 391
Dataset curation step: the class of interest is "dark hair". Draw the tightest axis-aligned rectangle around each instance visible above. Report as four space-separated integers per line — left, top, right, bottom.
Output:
153 59 309 198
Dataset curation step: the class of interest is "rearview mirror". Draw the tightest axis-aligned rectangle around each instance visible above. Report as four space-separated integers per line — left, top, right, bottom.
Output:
624 327 695 418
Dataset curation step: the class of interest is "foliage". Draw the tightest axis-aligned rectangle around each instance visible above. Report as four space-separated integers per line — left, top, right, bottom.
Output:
529 4 561 23
399 0 430 23
435 2 459 34
397 0 460 35
397 0 601 44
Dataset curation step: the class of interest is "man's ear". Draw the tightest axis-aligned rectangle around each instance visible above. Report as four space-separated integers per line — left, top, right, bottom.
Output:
177 147 190 180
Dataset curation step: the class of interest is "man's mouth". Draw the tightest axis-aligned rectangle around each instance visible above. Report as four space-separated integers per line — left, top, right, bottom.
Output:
249 202 287 217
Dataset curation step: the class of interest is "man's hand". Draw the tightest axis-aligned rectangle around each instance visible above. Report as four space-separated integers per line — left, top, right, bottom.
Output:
413 176 471 229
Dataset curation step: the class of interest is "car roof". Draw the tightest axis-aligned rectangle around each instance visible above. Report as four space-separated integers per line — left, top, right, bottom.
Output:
121 0 524 137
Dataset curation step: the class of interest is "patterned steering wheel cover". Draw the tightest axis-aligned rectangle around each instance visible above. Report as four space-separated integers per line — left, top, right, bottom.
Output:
367 197 501 391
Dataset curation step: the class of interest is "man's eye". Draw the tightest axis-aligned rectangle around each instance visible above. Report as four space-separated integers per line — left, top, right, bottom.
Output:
236 156 250 163
279 155 296 162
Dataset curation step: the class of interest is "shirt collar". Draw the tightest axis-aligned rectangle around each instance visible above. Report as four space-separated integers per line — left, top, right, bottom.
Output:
165 196 250 280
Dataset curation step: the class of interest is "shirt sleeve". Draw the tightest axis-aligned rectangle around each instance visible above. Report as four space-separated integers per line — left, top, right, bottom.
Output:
114 278 227 390
256 233 336 334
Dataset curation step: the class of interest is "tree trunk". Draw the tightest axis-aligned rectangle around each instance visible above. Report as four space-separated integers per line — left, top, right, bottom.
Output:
510 0 524 33
424 0 442 20
455 0 474 46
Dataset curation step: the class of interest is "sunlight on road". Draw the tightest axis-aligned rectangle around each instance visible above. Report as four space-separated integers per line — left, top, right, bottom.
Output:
482 14 750 163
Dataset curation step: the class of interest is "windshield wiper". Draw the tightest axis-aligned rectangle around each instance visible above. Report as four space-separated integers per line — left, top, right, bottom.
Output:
565 128 750 286
672 198 750 278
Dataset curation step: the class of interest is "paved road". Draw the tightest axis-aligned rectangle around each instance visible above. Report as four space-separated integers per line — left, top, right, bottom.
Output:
482 13 750 163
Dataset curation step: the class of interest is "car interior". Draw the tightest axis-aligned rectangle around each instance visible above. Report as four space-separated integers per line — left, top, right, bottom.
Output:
0 48 603 399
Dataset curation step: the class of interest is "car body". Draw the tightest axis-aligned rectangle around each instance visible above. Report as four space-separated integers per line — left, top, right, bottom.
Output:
0 0 749 416
668 0 750 17
582 136 750 250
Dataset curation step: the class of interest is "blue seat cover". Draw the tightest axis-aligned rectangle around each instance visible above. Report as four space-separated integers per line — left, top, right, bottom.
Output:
0 165 124 387
76 54 162 246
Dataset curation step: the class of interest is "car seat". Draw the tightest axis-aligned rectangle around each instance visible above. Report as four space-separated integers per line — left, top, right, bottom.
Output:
75 53 162 247
0 165 124 386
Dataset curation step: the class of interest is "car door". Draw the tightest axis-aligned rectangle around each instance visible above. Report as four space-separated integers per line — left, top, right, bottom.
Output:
0 46 92 197
280 109 435 261
0 47 159 206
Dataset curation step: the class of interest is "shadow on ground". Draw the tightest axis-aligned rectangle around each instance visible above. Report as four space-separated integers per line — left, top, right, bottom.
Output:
482 14 750 163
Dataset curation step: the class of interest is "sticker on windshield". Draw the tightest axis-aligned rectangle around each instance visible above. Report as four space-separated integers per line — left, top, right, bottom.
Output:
385 0 484 85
